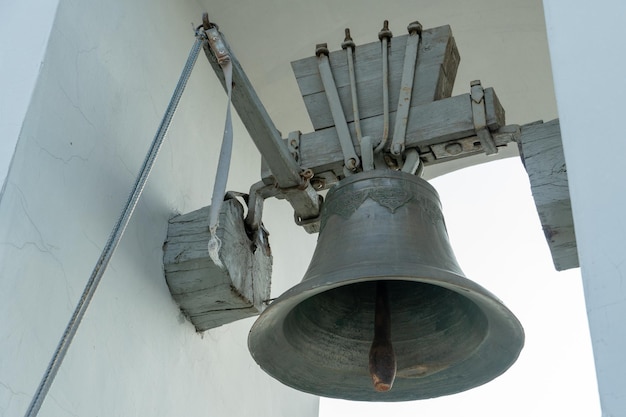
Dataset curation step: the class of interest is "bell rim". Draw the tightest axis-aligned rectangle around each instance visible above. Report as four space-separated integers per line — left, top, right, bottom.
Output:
248 266 525 402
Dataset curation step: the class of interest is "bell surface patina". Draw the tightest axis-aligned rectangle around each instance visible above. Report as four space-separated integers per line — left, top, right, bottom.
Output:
248 170 524 401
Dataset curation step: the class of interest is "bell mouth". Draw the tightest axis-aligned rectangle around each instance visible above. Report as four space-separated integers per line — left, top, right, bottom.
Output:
283 279 488 379
248 273 524 402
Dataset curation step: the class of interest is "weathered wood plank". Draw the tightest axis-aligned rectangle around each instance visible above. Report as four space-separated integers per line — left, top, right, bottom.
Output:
291 25 459 130
163 199 272 331
519 119 579 271
485 87 505 131
299 93 474 174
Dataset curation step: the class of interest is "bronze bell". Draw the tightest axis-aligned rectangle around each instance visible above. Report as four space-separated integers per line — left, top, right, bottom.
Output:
248 170 524 401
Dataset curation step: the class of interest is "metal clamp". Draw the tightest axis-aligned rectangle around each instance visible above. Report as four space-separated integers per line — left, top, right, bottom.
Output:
204 14 230 66
470 80 498 155
285 182 323 234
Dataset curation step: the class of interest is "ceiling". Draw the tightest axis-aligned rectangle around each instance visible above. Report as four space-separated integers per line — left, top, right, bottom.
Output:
201 0 556 179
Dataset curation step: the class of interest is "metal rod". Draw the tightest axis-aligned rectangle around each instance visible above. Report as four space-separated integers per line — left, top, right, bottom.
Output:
343 29 362 142
23 34 206 417
361 136 376 171
390 22 421 156
316 43 360 172
375 21 392 154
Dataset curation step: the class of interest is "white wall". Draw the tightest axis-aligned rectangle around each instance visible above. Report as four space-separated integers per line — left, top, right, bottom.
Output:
543 1 626 415
0 0 319 416
0 0 60 187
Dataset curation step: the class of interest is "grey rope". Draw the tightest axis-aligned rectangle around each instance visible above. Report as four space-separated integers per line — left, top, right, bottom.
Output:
207 25 233 268
23 33 206 417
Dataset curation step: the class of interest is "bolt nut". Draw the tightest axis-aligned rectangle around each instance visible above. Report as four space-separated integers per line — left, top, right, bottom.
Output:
407 21 422 35
315 43 329 57
378 20 393 41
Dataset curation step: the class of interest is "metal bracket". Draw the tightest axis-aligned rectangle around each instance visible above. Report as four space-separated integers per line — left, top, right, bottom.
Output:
205 26 230 66
284 181 323 234
245 182 280 232
470 80 498 155
429 124 520 162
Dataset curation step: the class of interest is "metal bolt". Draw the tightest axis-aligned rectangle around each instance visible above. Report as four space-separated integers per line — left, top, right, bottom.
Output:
391 144 403 156
342 28 356 50
346 158 358 170
445 142 463 155
378 20 393 41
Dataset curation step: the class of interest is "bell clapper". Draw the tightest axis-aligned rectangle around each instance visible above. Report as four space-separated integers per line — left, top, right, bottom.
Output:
369 281 397 392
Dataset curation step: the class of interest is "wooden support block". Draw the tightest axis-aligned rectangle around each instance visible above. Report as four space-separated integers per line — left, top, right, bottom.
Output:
519 119 579 271
163 199 271 331
291 25 460 131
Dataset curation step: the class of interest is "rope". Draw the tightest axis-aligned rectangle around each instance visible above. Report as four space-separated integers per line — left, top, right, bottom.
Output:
206 27 234 268
23 33 206 417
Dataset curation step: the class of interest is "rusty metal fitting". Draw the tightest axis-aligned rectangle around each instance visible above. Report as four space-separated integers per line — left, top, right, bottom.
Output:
201 12 218 30
407 21 422 35
202 13 210 30
315 43 330 57
378 20 393 41
301 169 314 180
341 28 356 51
310 177 326 190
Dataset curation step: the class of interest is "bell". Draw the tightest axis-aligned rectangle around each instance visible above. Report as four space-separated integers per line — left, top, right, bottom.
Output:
248 169 524 401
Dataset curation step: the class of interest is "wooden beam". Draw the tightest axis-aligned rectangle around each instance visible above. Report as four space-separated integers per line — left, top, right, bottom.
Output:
291 25 459 131
519 119 579 271
203 34 321 225
298 92 506 176
204 41 302 188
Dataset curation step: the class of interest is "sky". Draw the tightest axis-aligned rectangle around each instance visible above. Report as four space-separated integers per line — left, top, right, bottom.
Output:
320 158 600 416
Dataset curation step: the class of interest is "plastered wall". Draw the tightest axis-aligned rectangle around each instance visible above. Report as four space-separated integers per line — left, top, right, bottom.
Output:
543 1 626 415
0 0 319 415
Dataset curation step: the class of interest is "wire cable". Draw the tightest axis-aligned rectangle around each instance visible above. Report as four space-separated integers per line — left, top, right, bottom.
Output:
23 33 206 417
